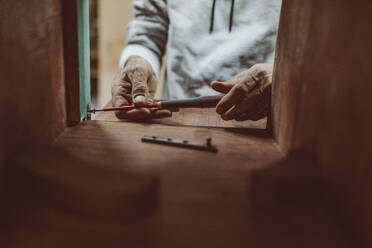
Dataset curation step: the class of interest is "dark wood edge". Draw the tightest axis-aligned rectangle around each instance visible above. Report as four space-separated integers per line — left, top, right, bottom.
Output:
270 0 286 140
61 0 81 126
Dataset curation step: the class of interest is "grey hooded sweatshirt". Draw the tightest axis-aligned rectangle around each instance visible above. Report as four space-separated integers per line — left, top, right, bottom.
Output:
120 0 282 100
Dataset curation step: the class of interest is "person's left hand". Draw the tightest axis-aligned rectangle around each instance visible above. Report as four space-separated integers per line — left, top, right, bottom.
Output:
211 63 273 121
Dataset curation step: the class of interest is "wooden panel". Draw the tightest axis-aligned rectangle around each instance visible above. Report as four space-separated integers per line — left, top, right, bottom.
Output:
62 0 91 123
271 0 314 153
62 0 81 125
77 0 91 119
55 120 278 168
0 119 350 247
0 0 66 164
273 0 372 246
95 103 268 129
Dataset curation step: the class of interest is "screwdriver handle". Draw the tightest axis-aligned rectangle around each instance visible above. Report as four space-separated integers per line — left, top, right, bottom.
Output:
161 95 224 109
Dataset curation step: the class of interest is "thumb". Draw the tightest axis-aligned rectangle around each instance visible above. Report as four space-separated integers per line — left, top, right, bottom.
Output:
128 69 149 105
211 81 235 94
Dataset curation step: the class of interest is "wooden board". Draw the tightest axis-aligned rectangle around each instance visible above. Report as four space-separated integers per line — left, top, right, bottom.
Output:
1 0 368 246
272 0 372 246
77 0 91 119
62 0 81 125
0 0 66 164
0 119 350 248
95 105 268 129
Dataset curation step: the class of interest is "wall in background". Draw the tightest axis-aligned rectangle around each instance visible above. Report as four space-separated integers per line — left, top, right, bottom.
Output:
90 0 98 104
96 0 134 107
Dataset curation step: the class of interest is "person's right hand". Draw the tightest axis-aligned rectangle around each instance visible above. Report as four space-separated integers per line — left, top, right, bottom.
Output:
111 56 172 120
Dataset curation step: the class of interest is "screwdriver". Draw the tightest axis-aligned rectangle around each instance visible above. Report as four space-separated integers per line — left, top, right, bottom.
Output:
88 94 224 114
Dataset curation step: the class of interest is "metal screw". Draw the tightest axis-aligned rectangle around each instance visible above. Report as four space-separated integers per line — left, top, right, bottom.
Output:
86 104 92 120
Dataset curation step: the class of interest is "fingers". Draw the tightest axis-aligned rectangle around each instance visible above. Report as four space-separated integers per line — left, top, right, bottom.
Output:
147 73 158 100
126 69 148 105
234 100 269 121
223 88 270 121
112 87 130 108
215 64 274 122
112 73 135 119
150 109 172 119
216 82 256 115
112 73 132 108
115 107 151 120
112 56 160 120
215 70 260 115
211 80 235 94
115 108 172 120
216 86 243 114
250 105 269 121
221 91 261 120
122 56 156 105
244 94 269 118
113 74 163 120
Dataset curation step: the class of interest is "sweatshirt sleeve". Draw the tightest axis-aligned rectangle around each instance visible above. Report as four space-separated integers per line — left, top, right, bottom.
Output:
119 0 169 78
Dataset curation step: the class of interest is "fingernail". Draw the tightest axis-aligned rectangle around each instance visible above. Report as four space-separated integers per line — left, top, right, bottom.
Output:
134 95 145 103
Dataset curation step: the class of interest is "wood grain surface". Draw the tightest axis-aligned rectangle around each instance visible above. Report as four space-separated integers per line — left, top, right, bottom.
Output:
0 119 350 248
0 0 66 164
95 105 268 129
1 0 369 247
62 0 81 125
273 0 372 246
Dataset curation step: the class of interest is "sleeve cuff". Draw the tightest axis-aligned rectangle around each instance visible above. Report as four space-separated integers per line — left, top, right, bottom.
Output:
119 44 161 79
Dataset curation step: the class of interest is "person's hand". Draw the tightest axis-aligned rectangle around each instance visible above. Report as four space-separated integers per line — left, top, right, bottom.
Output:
211 63 273 121
111 56 172 119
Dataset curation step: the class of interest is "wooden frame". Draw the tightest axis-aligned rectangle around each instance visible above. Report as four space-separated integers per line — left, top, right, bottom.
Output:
2 0 371 246
77 0 91 120
61 0 91 125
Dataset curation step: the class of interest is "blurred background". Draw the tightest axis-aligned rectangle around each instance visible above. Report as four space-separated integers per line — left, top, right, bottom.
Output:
90 0 133 108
